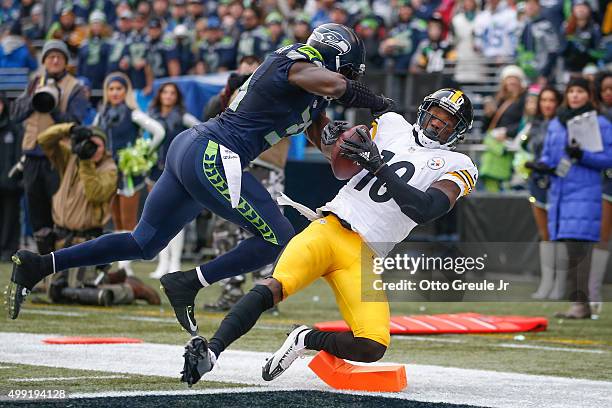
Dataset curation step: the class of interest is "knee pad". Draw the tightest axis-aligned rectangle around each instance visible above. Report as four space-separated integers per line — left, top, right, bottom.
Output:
131 220 164 260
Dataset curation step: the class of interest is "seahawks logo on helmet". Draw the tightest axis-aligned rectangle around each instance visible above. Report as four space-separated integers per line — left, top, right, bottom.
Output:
311 28 351 55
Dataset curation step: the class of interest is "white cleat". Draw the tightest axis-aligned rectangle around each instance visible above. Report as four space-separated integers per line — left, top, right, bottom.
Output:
262 325 310 381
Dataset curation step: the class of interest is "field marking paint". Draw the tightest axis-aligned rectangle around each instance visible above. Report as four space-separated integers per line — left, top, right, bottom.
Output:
496 343 607 354
1 332 610 408
392 336 465 344
21 309 88 317
9 375 129 382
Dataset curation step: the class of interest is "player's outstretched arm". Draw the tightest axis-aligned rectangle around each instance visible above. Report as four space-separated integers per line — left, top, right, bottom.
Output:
288 62 394 116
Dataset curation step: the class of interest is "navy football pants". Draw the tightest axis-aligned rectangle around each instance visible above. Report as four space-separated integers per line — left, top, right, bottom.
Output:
54 128 295 284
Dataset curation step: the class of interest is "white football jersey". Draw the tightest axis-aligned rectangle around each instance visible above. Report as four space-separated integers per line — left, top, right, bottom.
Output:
319 112 478 257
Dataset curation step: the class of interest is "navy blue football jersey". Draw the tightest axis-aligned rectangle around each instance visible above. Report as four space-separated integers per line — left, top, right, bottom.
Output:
196 43 329 162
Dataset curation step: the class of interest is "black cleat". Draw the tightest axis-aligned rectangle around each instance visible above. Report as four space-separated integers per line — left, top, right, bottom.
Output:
181 335 214 387
7 250 51 320
160 272 201 336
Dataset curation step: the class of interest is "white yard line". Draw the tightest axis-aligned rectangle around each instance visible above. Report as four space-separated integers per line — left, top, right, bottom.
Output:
0 332 610 408
496 343 608 354
10 375 129 382
21 309 88 317
392 335 465 344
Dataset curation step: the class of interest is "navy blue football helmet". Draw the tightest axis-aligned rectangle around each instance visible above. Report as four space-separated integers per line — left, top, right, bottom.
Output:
306 23 366 80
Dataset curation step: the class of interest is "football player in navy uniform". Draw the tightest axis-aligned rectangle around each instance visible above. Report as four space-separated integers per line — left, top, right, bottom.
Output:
7 24 394 336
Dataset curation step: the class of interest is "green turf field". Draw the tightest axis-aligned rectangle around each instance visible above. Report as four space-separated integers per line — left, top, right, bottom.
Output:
1 260 611 399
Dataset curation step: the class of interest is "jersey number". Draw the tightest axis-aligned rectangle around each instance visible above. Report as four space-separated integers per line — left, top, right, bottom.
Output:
354 150 415 203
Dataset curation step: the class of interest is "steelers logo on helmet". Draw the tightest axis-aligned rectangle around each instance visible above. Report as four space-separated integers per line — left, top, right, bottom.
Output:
307 23 366 80
416 88 474 151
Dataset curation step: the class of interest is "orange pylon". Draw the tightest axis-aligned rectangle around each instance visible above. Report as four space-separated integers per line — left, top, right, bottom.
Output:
308 351 407 392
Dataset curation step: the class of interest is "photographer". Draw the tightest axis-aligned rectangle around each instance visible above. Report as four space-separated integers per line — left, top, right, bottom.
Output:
37 123 159 306
10 39 87 255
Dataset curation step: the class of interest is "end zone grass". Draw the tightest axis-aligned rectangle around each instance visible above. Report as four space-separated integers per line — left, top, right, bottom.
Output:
1 260 611 396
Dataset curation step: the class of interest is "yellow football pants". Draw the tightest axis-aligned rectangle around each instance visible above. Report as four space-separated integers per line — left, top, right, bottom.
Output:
273 215 390 346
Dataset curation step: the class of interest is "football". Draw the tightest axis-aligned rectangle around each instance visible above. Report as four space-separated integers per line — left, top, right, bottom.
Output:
329 125 368 180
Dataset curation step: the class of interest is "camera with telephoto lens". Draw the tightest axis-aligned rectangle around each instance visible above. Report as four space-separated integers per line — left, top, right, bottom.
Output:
70 125 98 160
32 78 59 113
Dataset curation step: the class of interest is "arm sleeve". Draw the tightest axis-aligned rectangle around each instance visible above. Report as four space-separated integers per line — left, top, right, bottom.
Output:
78 159 118 204
37 122 73 175
375 165 452 224
10 79 37 122
437 154 479 198
132 110 166 150
182 112 201 128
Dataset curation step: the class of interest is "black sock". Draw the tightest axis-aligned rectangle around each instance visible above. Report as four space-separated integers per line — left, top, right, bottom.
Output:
208 285 274 357
304 329 386 362
41 254 55 276
183 268 204 289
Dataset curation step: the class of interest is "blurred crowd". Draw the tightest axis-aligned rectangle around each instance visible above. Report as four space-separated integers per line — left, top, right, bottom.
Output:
0 0 610 87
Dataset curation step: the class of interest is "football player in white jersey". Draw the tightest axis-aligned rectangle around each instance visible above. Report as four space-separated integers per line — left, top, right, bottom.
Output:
178 89 478 386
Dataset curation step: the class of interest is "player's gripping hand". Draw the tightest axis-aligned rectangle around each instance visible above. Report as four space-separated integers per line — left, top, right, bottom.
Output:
321 120 350 146
339 127 385 174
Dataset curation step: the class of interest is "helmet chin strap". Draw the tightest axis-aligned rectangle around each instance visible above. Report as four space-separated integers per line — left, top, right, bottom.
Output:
413 124 455 151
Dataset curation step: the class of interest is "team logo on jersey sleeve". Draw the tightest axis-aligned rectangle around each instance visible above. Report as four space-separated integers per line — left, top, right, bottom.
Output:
427 157 446 170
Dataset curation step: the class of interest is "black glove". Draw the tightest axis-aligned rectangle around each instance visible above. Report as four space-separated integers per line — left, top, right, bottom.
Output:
70 125 92 145
565 140 583 160
525 161 555 174
321 120 350 146
339 127 385 174
371 96 396 117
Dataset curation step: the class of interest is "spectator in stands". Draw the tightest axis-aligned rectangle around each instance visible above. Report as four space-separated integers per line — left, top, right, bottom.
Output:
0 92 22 262
517 0 560 85
237 6 271 64
411 0 443 20
77 11 111 90
480 65 527 192
539 0 565 29
410 15 455 74
0 22 37 71
311 0 334 27
136 1 152 19
93 72 165 275
196 17 236 73
356 16 386 69
146 17 180 78
0 0 19 28
119 13 153 94
20 2 44 41
10 39 87 255
291 13 312 43
153 0 171 25
451 0 485 84
46 4 87 57
76 77 97 126
37 122 159 307
185 0 207 30
147 82 200 278
168 0 188 31
521 85 563 299
380 1 426 73
474 0 519 64
537 77 612 318
329 3 350 26
108 10 133 73
173 24 195 75
590 70 612 317
265 12 291 51
562 0 604 77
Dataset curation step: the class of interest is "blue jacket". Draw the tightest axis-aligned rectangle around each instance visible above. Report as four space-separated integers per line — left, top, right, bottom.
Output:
540 116 612 241
0 36 37 71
